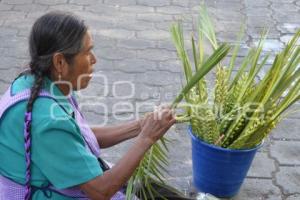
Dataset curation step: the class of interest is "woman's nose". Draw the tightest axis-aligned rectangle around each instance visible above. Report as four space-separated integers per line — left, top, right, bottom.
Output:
91 51 97 64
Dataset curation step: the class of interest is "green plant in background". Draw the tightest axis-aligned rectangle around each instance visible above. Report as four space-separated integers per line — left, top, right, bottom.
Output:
171 6 300 150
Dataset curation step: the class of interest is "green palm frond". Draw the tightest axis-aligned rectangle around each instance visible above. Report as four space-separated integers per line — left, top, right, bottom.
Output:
170 22 193 83
126 139 170 200
227 26 245 84
172 5 300 150
125 4 299 199
214 66 229 121
126 9 230 199
227 29 300 149
171 43 230 108
198 5 218 50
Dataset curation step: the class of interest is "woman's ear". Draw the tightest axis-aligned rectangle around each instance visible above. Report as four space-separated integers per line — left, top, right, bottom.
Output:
52 53 69 76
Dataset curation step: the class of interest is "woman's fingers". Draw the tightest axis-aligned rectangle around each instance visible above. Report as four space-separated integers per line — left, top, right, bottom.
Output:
137 104 176 144
153 107 173 122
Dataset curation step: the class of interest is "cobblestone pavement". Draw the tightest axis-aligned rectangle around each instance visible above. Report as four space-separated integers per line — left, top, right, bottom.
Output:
0 0 299 199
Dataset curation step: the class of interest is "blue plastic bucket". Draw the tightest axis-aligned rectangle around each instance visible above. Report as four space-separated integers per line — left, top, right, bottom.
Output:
188 126 261 198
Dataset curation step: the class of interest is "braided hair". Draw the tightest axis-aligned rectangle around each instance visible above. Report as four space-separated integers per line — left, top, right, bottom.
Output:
23 11 87 200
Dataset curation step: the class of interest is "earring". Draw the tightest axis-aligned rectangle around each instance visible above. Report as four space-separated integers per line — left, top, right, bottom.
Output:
51 73 73 98
58 73 62 81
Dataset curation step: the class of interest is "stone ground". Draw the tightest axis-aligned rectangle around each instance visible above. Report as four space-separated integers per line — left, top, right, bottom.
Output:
0 0 299 199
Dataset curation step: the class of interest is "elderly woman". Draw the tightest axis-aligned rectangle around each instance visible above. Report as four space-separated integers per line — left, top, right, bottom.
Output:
0 12 181 200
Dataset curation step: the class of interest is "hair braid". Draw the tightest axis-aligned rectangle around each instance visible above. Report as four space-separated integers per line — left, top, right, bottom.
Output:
24 70 44 200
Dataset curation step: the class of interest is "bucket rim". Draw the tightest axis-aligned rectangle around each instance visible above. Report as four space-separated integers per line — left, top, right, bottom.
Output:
188 125 263 152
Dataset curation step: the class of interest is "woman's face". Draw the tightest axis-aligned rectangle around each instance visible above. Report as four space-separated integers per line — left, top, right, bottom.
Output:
66 30 96 91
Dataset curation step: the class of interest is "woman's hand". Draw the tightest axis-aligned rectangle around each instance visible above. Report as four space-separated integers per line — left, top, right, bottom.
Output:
137 105 175 146
137 112 150 132
80 105 175 199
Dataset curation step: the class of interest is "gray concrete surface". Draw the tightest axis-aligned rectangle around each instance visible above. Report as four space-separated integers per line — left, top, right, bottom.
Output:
0 0 299 199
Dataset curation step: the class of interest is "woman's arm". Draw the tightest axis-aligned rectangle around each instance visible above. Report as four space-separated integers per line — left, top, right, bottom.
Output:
80 108 175 200
80 137 152 200
91 119 142 148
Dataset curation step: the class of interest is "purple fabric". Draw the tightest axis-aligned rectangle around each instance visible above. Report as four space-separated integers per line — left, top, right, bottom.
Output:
0 87 125 200
0 175 25 199
0 175 89 199
68 96 101 157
